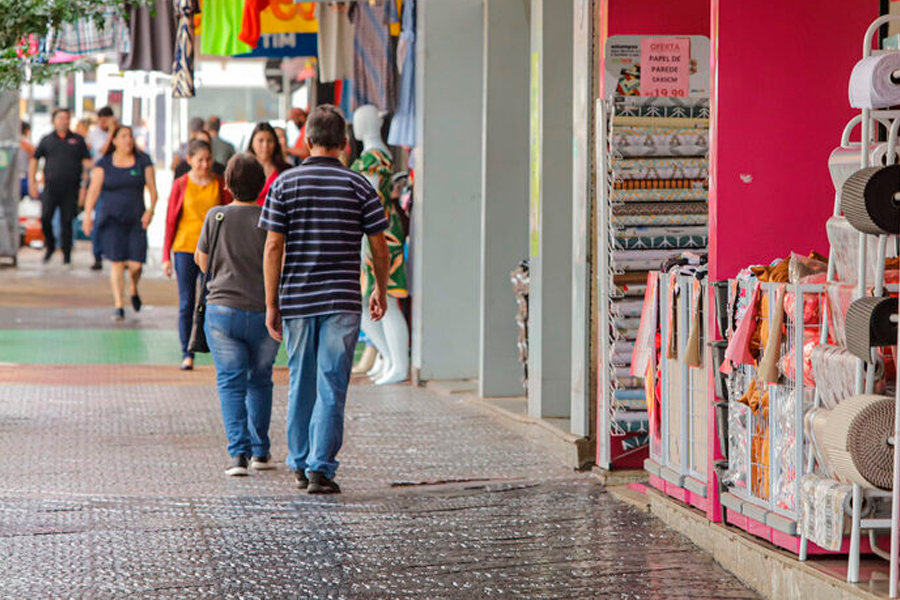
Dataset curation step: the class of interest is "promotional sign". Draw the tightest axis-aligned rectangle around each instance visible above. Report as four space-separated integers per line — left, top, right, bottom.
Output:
260 0 317 34
604 35 710 97
639 37 690 97
235 33 317 59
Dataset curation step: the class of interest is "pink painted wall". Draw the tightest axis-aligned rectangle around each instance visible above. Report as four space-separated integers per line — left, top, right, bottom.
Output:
710 0 880 280
607 0 709 37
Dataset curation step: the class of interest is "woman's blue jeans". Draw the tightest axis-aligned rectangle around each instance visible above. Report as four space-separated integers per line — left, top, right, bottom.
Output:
174 252 200 359
205 304 281 458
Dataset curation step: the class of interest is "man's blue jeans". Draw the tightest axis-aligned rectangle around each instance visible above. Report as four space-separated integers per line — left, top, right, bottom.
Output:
205 304 281 458
284 312 360 479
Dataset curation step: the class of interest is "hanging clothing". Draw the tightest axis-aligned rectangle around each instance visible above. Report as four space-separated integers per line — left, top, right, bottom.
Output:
172 0 196 98
351 149 408 299
387 0 415 147
56 13 131 55
239 0 269 48
202 0 252 56
316 2 354 83
348 1 396 112
120 0 177 74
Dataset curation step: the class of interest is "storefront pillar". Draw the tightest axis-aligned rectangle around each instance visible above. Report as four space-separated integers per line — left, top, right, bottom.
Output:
570 0 594 437
412 0 484 382
478 0 531 398
528 0 574 419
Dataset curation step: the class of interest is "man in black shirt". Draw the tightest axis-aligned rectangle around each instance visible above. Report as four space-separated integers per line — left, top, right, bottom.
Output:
28 108 91 265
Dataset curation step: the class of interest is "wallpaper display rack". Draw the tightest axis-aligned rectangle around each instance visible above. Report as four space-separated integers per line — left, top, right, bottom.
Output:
596 94 710 469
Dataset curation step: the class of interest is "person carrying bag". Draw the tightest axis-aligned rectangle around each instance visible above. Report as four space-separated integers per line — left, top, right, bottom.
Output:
195 153 281 477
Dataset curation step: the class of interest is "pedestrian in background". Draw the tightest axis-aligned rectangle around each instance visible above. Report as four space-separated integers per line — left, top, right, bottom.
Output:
260 105 390 494
173 129 225 179
247 122 290 206
163 139 232 371
28 108 91 266
207 116 236 166
195 154 280 476
82 125 159 321
18 121 34 200
86 106 116 271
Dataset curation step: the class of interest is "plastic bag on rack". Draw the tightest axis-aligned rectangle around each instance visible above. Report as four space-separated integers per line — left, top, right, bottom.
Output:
778 332 819 388
825 283 854 348
826 216 881 286
774 387 813 511
789 252 828 285
810 345 857 409
784 275 826 325
722 400 749 490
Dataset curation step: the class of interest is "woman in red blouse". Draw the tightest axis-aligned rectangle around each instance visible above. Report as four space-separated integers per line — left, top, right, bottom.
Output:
247 122 290 206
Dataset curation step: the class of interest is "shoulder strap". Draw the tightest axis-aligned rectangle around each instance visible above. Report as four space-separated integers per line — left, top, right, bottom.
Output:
205 210 226 282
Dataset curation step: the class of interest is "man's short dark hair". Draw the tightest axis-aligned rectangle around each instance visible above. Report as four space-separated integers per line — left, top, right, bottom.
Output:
51 107 70 120
188 116 205 134
225 153 267 202
97 106 114 118
306 105 347 150
186 139 212 158
207 115 221 133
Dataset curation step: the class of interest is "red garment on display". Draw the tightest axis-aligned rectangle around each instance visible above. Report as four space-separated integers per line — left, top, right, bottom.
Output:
240 0 269 48
257 169 280 206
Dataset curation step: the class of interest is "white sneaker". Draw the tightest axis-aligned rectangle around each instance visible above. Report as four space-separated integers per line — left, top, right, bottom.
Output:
250 454 276 471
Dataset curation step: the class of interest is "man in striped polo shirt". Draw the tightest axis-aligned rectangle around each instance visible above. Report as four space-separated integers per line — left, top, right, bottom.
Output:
260 104 390 495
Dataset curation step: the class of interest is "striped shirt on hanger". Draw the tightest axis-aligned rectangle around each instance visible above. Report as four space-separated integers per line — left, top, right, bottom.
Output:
259 156 389 319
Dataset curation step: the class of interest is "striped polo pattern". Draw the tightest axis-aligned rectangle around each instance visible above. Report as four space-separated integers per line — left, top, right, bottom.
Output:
259 156 389 318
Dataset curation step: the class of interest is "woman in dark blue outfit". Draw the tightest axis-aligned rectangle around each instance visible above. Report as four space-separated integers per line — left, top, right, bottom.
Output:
83 126 159 321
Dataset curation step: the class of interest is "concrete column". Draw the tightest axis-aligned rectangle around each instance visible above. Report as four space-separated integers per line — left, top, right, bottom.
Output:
478 0 530 399
570 0 593 435
412 0 484 382
528 0 574 419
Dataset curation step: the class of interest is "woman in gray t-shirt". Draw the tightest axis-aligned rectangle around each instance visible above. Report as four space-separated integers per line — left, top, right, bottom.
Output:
195 153 281 477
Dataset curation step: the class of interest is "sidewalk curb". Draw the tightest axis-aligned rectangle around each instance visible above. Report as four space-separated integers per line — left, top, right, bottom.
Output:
646 488 882 600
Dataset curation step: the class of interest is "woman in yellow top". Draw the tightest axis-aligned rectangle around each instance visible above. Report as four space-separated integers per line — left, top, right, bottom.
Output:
163 139 232 370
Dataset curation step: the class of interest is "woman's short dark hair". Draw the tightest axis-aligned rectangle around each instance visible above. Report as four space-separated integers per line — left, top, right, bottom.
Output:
186 139 212 158
306 105 347 149
21 121 30 135
225 153 267 202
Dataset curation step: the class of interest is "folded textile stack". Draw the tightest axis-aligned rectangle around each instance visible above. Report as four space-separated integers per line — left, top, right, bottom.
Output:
602 96 711 452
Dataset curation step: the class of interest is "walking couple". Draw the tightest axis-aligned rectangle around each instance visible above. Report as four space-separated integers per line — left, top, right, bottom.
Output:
200 105 390 494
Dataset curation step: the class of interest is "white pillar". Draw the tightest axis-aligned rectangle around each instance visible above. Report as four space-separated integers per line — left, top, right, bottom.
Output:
570 0 593 435
479 0 530 398
412 0 484 382
528 0 574 419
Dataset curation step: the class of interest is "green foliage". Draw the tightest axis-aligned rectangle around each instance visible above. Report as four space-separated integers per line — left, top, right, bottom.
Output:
0 0 150 90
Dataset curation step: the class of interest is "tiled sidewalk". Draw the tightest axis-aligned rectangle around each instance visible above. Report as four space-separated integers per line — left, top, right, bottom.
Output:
0 245 759 598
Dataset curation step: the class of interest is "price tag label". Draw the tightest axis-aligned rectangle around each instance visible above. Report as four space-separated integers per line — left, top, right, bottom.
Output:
640 37 690 98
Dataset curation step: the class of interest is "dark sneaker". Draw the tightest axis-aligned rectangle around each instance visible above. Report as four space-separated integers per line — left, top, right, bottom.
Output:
112 308 125 322
226 454 249 476
131 294 142 312
307 472 341 494
294 470 309 489
91 259 102 271
42 247 54 264
251 454 275 471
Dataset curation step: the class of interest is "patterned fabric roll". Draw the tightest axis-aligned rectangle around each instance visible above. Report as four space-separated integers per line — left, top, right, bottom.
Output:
172 0 195 99
613 178 707 190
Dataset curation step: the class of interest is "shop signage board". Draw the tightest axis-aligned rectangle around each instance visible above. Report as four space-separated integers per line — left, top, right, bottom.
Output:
236 33 317 59
640 37 690 97
604 35 710 97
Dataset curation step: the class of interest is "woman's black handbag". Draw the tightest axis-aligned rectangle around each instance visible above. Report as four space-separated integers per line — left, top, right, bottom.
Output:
188 211 225 354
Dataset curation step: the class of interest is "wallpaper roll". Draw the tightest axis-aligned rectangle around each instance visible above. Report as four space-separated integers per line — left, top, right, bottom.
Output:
821 395 895 490
828 144 897 194
845 296 898 361
842 165 900 235
849 53 900 109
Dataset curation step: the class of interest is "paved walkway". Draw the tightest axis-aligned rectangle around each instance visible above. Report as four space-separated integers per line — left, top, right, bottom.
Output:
0 245 759 599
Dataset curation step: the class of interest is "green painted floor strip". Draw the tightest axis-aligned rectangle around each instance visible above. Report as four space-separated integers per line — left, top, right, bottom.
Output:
0 329 366 367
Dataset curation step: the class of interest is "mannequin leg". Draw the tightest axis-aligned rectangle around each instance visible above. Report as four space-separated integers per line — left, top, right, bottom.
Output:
375 298 410 386
352 344 378 375
361 298 391 380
